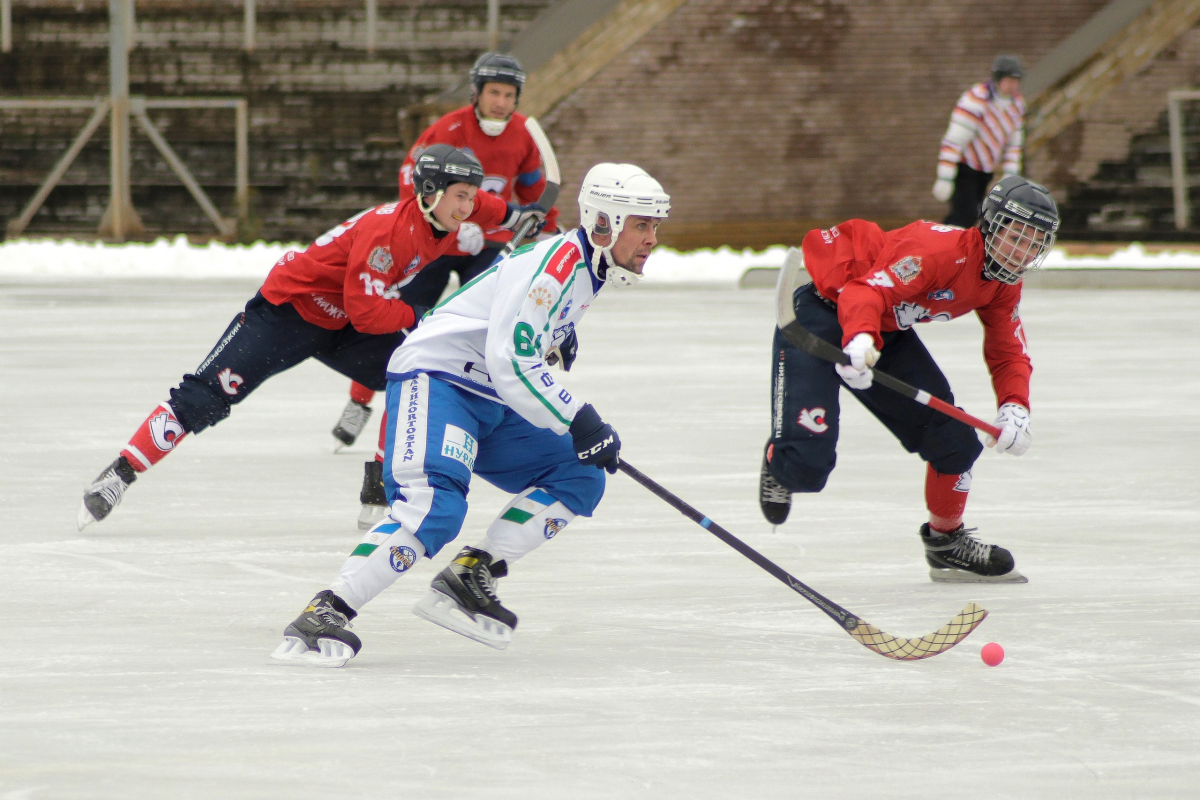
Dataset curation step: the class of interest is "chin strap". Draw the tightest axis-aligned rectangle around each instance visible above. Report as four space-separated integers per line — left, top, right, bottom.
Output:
585 229 641 288
475 106 511 137
418 190 448 231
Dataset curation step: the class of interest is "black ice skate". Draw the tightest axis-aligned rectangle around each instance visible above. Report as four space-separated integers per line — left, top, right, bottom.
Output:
920 524 1028 583
412 547 517 650
271 590 362 668
358 459 388 530
759 447 791 526
77 455 138 531
332 399 373 449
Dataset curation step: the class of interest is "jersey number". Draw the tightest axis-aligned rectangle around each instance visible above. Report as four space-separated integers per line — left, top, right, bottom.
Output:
514 322 542 357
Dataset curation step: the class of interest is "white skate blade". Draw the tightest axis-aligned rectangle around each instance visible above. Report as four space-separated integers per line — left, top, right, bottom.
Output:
929 566 1029 584
76 501 98 531
357 504 388 531
412 589 513 650
270 636 355 668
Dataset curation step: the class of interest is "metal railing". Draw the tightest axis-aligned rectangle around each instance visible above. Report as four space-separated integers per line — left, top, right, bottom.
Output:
1168 88 1200 230
2 96 248 238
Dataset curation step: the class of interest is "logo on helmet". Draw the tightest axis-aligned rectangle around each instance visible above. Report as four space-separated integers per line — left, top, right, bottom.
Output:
888 256 922 284
1003 200 1033 219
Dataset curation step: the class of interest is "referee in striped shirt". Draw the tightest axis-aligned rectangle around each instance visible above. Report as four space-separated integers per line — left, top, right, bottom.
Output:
933 55 1025 227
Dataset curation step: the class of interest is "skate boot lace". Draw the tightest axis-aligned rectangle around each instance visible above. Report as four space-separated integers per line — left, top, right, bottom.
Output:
948 528 991 565
760 466 790 504
337 402 371 434
314 605 352 630
89 470 130 509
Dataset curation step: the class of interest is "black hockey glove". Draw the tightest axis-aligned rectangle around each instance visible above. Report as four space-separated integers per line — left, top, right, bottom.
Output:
503 202 547 236
402 303 431 334
545 327 578 371
569 403 620 474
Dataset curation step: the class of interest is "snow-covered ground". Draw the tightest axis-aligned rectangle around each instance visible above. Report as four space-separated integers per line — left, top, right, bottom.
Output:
0 277 1197 798
1 235 1199 285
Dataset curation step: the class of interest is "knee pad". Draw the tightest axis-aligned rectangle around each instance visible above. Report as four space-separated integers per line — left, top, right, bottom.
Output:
921 419 984 476
169 375 232 434
768 441 835 494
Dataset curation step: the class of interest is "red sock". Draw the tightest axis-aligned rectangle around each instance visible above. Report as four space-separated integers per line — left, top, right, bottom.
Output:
375 409 388 464
924 463 971 533
120 402 188 472
350 381 375 406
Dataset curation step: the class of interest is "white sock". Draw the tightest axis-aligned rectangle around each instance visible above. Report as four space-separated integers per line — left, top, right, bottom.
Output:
330 519 427 611
474 487 576 564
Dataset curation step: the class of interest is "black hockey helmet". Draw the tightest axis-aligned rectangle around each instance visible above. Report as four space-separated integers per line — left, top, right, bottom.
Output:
979 175 1059 285
412 144 486 197
469 52 527 100
992 54 1024 82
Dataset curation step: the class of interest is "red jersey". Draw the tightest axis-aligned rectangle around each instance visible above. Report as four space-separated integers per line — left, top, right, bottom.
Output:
398 106 559 246
259 192 507 335
802 219 1031 408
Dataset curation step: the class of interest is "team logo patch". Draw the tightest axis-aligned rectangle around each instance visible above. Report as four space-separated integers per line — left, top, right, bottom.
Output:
544 244 581 285
928 289 954 301
544 518 568 539
893 301 951 329
481 175 508 194
888 256 922 284
558 299 573 320
528 286 553 309
441 425 477 470
218 368 244 396
389 545 417 573
149 411 184 452
367 246 394 274
954 469 973 493
404 255 421 276
797 407 828 434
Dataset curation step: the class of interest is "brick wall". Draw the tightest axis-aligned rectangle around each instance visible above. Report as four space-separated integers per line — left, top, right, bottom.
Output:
541 0 1112 246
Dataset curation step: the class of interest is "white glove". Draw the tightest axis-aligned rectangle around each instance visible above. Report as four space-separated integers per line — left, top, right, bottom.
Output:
455 222 484 256
834 333 879 390
985 403 1032 456
932 177 955 203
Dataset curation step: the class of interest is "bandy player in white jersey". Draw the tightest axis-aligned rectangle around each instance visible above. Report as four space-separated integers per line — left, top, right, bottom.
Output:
272 163 671 666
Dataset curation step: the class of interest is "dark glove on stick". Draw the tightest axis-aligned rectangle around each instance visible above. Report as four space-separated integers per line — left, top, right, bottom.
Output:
545 327 578 371
569 403 620 474
503 202 547 236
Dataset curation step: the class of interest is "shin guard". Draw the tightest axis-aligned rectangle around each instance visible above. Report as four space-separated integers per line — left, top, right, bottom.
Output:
925 464 972 533
475 487 576 564
330 519 427 611
120 402 188 472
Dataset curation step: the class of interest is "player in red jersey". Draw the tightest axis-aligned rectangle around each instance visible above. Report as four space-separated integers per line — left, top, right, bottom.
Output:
77 145 546 531
331 52 561 526
760 176 1058 583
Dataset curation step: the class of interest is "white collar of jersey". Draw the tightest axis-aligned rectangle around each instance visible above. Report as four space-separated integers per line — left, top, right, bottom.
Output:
474 106 510 137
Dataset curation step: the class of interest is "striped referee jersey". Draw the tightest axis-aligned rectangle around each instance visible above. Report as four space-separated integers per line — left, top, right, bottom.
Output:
937 81 1024 179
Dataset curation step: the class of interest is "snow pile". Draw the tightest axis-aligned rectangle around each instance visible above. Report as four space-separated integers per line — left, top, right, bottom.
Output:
1 236 1198 284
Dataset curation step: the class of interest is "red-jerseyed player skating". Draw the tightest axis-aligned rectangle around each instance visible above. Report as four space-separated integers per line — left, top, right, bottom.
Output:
761 175 1059 583
77 145 546 531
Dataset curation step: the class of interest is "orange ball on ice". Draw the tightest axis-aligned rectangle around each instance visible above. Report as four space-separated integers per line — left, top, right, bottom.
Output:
981 642 1005 666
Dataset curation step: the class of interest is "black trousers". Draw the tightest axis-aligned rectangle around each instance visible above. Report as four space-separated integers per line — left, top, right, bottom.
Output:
399 245 504 309
766 285 983 493
943 164 993 228
170 294 405 434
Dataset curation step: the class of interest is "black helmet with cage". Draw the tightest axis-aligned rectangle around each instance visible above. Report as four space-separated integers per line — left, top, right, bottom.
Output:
978 175 1059 285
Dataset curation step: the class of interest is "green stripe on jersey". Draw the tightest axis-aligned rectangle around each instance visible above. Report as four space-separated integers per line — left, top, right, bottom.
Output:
350 543 379 558
512 358 573 425
501 507 536 524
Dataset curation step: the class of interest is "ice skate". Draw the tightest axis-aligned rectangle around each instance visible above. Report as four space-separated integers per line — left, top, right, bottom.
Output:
77 456 138 531
358 459 388 530
759 446 791 526
332 399 372 450
412 547 517 650
271 590 362 667
920 524 1027 583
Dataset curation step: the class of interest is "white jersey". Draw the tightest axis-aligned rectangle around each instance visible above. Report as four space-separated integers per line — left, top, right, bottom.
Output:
387 229 602 434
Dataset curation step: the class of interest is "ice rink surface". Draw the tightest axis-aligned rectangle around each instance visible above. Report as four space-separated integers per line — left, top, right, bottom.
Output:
1 278 1198 798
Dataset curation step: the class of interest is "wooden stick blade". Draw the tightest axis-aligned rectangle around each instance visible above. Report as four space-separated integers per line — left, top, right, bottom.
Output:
848 602 988 661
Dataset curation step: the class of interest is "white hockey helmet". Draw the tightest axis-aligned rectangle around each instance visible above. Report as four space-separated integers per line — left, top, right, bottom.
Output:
577 163 670 286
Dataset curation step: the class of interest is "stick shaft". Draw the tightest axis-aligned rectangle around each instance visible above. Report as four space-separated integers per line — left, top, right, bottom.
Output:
617 460 861 632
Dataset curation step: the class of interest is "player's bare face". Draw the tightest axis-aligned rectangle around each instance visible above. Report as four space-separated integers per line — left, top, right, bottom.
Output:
429 184 478 231
478 83 517 121
996 77 1021 98
610 216 660 273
